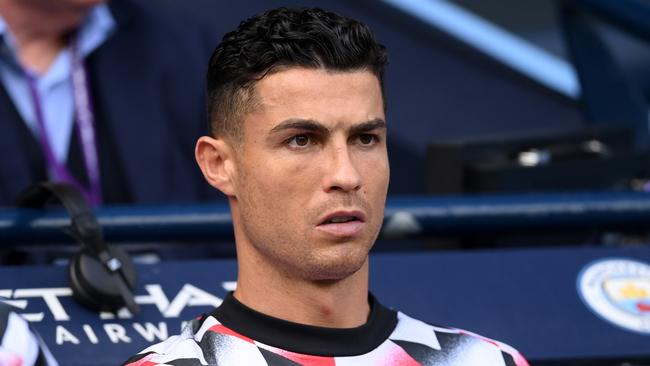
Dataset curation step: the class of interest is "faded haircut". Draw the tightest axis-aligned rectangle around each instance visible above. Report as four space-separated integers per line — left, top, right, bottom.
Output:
205 7 388 142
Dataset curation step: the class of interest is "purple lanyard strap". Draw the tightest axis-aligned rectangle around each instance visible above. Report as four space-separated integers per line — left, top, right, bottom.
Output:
24 39 103 205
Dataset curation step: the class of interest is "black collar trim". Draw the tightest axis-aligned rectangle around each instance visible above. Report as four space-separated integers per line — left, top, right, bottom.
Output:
210 292 397 356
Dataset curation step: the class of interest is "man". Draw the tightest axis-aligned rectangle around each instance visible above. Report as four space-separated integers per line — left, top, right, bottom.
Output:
0 0 219 206
125 7 529 366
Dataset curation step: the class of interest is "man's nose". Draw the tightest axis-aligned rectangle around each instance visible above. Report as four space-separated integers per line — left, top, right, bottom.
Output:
323 145 362 193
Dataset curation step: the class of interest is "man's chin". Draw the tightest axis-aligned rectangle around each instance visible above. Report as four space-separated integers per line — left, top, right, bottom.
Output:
301 252 369 282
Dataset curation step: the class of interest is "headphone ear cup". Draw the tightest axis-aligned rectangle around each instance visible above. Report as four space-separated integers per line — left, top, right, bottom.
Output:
69 245 137 312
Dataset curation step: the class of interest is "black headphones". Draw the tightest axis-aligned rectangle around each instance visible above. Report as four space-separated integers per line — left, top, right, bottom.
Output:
15 182 140 315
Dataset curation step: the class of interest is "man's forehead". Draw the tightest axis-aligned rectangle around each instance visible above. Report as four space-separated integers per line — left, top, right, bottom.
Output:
244 68 384 127
254 68 381 100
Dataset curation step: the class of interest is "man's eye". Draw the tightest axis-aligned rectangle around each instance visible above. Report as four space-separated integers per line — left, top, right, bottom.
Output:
357 134 378 145
288 135 311 148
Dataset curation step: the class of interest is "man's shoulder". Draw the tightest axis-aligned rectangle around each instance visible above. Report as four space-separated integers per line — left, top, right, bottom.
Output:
391 311 529 366
122 315 208 366
123 314 264 365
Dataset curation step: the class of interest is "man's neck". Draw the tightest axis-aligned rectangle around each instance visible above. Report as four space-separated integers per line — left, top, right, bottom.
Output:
0 0 89 73
234 244 371 328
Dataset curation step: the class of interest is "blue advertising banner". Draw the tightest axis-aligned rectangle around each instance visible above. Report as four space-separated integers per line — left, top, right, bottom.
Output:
1 246 650 365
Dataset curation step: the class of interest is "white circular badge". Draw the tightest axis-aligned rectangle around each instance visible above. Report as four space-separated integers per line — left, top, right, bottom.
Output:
577 258 650 334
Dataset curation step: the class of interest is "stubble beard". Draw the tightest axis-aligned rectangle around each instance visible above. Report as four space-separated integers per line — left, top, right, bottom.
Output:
237 192 379 283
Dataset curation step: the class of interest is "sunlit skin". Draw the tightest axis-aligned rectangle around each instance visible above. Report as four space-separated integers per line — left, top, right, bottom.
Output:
0 0 103 73
196 68 389 328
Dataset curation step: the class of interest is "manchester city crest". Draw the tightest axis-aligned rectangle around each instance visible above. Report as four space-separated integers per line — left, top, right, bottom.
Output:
577 258 650 334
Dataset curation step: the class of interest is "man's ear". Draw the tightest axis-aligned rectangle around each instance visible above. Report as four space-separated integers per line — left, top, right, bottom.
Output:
195 136 237 197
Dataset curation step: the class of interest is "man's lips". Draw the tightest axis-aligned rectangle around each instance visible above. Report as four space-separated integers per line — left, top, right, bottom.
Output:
316 210 366 237
317 210 366 225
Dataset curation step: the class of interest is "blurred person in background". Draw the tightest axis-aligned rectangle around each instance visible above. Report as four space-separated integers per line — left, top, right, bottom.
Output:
0 301 57 365
0 0 221 206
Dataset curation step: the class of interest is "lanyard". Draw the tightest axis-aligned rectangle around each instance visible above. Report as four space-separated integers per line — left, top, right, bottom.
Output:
23 39 103 205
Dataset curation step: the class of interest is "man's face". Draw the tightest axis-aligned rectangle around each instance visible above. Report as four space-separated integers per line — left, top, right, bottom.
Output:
230 68 389 281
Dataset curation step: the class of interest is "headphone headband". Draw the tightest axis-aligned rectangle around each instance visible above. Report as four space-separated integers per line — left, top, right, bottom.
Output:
15 182 104 256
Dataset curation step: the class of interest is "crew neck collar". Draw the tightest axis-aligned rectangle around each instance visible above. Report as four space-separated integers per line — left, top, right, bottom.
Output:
210 292 398 356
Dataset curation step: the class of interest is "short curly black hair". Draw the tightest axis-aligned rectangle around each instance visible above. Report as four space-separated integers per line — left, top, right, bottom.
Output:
206 7 388 141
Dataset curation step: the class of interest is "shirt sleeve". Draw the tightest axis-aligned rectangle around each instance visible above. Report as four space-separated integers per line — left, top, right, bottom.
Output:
458 328 530 366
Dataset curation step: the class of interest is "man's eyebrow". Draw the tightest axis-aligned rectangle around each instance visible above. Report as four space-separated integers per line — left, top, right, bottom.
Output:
349 118 386 135
270 119 329 134
270 118 387 135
